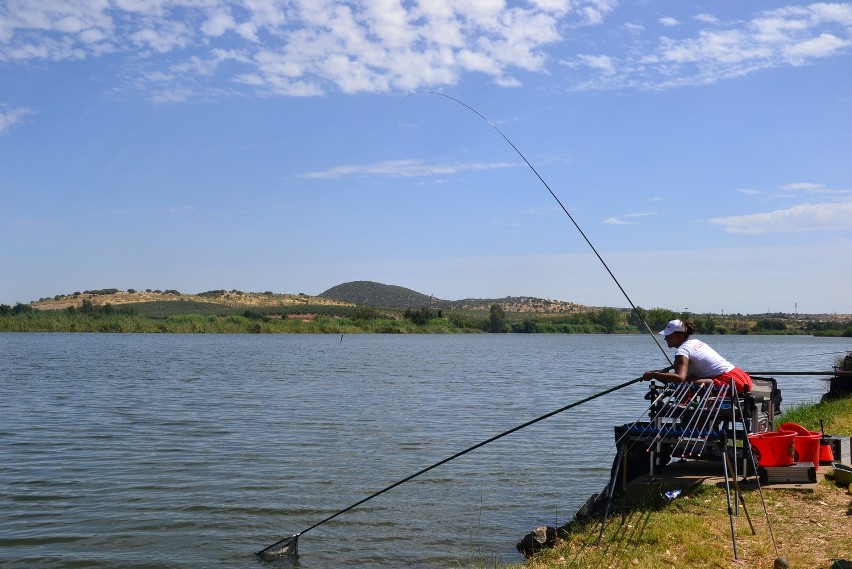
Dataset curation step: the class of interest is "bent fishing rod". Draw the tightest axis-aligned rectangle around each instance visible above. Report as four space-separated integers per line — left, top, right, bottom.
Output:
410 92 672 366
259 94 675 559
257 373 665 559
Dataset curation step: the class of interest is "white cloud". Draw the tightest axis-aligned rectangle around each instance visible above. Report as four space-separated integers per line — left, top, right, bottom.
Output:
784 32 849 62
579 3 852 90
574 53 616 74
772 182 852 198
201 9 235 37
130 21 191 53
778 181 826 192
1 2 850 97
298 158 518 179
0 0 614 98
602 212 657 225
0 106 31 133
710 201 852 234
150 87 195 103
694 13 720 25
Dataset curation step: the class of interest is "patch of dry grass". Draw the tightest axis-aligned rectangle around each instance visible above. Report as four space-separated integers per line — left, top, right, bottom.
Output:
506 395 852 569
516 480 851 569
31 290 352 310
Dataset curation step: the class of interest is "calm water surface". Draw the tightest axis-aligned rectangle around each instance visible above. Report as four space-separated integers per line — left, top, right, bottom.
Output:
1 333 848 568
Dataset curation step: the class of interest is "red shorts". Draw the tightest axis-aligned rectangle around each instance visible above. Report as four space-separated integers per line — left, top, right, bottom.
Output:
711 368 752 393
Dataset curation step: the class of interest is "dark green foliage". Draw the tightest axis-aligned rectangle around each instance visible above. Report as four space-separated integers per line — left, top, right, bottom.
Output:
629 306 682 333
643 308 678 333
693 316 717 334
403 306 442 325
806 319 852 332
754 318 787 331
197 290 227 297
83 288 120 295
125 300 232 317
71 301 136 317
242 309 270 322
594 307 622 333
352 307 381 320
446 312 487 331
488 303 506 333
627 306 648 331
511 319 538 333
13 303 34 315
534 321 603 333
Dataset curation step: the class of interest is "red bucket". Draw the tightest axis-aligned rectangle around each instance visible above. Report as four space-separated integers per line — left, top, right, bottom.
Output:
778 423 822 465
793 433 821 465
779 422 810 436
748 432 796 467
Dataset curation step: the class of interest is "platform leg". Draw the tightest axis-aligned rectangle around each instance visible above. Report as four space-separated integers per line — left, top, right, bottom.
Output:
720 435 739 559
597 443 625 545
724 449 755 534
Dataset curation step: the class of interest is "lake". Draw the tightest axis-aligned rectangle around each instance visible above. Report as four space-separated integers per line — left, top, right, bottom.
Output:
1 333 848 568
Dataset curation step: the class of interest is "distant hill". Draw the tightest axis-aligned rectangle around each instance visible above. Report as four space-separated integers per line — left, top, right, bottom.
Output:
30 289 353 311
320 281 443 309
28 282 588 314
319 281 587 313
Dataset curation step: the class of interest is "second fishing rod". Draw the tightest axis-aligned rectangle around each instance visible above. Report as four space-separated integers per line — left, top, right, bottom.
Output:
258 94 677 559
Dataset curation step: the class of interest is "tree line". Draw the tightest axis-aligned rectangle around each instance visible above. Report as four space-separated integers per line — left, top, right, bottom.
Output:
3 301 851 336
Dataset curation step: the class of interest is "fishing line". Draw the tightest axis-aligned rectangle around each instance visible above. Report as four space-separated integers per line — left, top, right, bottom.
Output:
257 375 646 560
408 91 672 366
257 94 685 560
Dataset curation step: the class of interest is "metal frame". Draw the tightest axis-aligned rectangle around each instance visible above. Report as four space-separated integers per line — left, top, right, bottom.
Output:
603 379 782 559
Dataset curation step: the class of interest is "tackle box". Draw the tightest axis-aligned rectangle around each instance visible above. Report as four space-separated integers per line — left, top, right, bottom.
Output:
758 462 817 484
823 435 851 465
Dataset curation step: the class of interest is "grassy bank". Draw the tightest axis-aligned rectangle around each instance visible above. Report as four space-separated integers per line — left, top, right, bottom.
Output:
4 308 852 335
507 397 852 569
0 310 481 333
5 290 852 335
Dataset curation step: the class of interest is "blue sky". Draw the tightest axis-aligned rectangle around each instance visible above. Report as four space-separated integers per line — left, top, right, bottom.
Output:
1 1 851 314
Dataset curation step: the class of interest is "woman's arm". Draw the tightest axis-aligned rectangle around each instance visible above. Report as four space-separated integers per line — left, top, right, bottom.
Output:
643 354 689 383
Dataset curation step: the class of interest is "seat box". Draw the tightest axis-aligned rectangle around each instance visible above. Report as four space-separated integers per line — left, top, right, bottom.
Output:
758 462 816 484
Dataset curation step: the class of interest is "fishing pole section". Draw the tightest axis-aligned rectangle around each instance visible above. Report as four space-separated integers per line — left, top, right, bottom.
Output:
404 91 672 367
256 372 667 561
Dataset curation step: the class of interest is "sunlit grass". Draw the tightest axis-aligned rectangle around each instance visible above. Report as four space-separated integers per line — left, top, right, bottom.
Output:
778 397 852 435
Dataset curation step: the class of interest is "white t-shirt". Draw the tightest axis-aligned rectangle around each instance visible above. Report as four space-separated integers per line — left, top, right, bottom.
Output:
675 338 735 378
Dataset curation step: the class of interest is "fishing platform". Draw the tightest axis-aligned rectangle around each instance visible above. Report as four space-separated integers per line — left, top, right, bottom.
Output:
615 376 781 486
518 373 852 560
